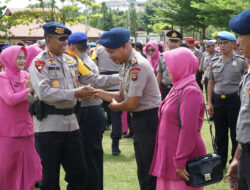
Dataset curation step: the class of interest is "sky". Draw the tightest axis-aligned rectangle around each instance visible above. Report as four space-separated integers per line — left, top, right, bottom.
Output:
1 0 146 8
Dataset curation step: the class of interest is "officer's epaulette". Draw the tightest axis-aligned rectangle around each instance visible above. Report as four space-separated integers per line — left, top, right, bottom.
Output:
211 56 220 61
130 56 138 65
235 54 246 60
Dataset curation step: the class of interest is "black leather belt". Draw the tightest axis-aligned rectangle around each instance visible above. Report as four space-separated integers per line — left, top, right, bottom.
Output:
240 143 250 153
214 92 238 99
100 71 119 75
130 107 158 118
43 103 74 116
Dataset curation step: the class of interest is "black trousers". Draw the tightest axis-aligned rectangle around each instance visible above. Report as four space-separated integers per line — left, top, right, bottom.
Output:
238 147 250 190
35 130 87 190
103 100 122 140
212 93 240 168
131 108 158 190
79 105 106 190
196 70 203 91
127 112 134 135
161 84 172 100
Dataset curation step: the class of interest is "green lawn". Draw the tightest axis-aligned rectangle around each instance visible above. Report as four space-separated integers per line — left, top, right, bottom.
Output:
46 119 232 190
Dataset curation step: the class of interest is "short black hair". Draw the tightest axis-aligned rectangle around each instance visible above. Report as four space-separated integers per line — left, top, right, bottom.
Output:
158 44 163 53
75 41 88 52
135 42 143 51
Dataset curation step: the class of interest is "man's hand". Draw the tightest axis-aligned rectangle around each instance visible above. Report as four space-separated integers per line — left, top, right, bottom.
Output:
108 98 120 112
176 168 189 182
207 103 214 117
75 85 96 100
25 80 34 94
226 159 239 190
201 78 205 86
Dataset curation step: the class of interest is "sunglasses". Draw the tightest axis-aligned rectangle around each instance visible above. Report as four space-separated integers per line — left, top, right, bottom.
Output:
54 36 68 41
146 48 155 53
169 39 180 43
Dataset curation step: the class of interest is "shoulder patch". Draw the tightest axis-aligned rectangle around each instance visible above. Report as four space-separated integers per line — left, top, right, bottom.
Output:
35 60 45 73
211 56 220 61
131 67 141 72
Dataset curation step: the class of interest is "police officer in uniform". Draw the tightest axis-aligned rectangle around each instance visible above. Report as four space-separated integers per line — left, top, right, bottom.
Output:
67 32 120 190
207 31 248 169
200 39 220 100
29 22 95 190
156 30 182 99
227 9 250 190
92 44 122 155
95 27 161 190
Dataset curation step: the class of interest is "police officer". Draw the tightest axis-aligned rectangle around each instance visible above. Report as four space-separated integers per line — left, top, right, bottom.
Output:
207 31 248 169
29 22 95 190
156 30 182 99
67 32 120 190
92 43 123 155
200 39 220 100
95 27 161 190
227 9 250 190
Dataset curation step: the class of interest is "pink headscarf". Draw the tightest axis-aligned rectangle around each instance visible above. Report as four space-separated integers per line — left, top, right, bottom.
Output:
26 44 43 70
159 41 166 52
163 47 199 89
145 41 161 75
0 45 27 78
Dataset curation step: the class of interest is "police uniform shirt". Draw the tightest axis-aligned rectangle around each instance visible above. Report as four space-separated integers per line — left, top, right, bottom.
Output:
236 70 250 144
29 50 80 132
208 54 247 94
192 48 202 60
120 49 161 112
156 54 173 86
78 53 119 107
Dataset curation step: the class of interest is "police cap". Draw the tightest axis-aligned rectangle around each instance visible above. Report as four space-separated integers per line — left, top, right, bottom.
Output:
68 32 88 44
43 22 72 35
99 27 130 49
217 31 236 41
166 30 182 40
229 9 250 34
203 39 217 47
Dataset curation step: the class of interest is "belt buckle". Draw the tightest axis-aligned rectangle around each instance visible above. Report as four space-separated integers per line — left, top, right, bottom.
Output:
130 112 133 118
221 95 226 99
167 85 171 89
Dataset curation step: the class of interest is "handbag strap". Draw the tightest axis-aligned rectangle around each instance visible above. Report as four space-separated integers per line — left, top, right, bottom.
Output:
177 84 218 154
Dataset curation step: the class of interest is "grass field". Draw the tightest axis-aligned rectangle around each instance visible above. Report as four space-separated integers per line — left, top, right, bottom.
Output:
49 119 232 190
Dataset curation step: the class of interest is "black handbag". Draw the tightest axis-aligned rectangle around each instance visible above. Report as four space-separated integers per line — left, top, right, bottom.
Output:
177 84 223 187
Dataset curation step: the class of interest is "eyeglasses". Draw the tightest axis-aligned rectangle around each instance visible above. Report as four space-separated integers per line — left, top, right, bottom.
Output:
146 48 155 53
53 36 68 41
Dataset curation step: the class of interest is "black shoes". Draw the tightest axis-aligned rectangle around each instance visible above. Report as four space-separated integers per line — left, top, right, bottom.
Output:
112 139 121 155
123 133 134 138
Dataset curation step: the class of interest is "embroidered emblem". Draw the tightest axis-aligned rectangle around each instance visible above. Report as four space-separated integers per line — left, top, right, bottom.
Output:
48 51 55 58
52 71 60 78
131 67 141 72
35 60 45 73
131 71 138 81
52 80 60 88
232 61 237 66
55 27 64 34
172 32 177 38
131 57 137 65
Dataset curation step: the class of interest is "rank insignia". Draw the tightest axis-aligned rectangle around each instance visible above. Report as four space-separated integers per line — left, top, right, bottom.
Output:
52 80 60 88
248 89 250 97
232 61 237 66
55 27 64 34
35 60 45 73
125 87 129 93
131 71 138 81
131 57 137 65
48 51 55 58
172 32 177 38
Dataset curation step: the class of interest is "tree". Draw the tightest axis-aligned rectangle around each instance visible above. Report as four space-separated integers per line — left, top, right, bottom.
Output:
129 0 139 36
97 2 114 31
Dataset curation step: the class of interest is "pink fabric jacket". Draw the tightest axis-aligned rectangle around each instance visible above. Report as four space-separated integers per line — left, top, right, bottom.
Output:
150 47 206 180
145 41 161 75
0 45 34 137
26 44 43 71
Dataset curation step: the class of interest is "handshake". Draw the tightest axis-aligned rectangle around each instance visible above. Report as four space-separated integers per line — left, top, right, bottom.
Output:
75 85 97 100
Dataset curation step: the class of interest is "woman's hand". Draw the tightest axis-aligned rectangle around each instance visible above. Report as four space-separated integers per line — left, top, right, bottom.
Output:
25 80 34 94
176 168 189 181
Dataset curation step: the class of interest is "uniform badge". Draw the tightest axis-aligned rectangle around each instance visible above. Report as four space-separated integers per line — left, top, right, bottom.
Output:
232 61 237 66
52 80 60 88
130 57 137 65
131 71 138 81
125 87 129 93
48 51 55 58
55 27 64 34
52 71 60 78
131 67 141 72
172 32 177 38
248 89 250 97
35 60 45 73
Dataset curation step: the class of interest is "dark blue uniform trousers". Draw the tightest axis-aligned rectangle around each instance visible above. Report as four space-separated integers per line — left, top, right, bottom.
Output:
78 105 106 190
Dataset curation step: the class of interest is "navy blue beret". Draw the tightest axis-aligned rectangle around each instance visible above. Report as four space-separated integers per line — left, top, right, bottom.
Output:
43 22 72 35
68 32 88 44
229 9 250 34
217 31 236 41
99 27 130 49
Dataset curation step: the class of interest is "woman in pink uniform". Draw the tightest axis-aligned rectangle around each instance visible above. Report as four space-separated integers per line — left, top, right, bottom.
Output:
0 45 42 190
150 47 206 190
145 41 161 76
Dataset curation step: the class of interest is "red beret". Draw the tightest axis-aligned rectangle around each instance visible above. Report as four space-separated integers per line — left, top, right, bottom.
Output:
194 42 199 47
186 38 195 44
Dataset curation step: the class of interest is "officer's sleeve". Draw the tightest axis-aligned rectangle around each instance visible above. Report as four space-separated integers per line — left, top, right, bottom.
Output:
29 59 75 103
79 73 120 89
128 65 147 97
241 59 248 74
207 64 214 80
156 59 163 73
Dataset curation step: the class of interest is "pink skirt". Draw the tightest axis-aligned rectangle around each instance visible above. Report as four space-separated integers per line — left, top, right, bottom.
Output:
0 135 42 190
156 177 204 190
